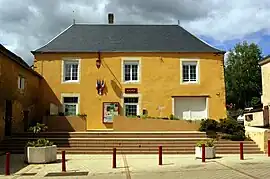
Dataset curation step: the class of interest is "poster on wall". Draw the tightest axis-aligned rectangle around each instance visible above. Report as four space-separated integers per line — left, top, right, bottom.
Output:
103 102 120 123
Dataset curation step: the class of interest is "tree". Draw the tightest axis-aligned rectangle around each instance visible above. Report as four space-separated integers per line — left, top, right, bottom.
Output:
225 41 262 109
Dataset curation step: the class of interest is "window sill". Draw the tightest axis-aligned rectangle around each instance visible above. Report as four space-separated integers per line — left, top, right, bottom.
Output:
62 81 80 84
180 81 199 85
122 81 140 84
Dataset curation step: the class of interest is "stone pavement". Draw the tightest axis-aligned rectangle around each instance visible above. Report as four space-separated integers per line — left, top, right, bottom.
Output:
1 154 270 178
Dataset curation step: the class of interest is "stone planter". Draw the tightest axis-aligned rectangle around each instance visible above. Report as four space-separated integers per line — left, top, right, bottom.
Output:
25 145 57 164
195 146 216 159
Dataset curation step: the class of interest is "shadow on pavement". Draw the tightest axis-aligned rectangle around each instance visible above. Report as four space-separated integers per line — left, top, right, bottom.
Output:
0 154 28 175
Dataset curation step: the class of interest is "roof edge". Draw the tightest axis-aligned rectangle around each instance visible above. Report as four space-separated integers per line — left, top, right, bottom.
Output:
32 23 74 54
0 44 42 78
178 25 225 53
259 55 270 66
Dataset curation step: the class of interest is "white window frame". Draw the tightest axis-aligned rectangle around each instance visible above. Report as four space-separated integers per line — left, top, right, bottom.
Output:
61 93 80 116
180 59 200 84
18 75 25 90
121 57 141 84
62 58 81 83
122 93 141 116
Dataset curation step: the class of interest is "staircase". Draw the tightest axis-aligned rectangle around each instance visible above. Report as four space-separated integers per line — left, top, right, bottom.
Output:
0 131 263 154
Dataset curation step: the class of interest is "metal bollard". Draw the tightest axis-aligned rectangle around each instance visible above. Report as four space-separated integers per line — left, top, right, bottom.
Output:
5 152 10 175
268 140 270 157
62 151 66 172
112 148 116 168
240 142 244 160
159 146 162 165
202 144 206 162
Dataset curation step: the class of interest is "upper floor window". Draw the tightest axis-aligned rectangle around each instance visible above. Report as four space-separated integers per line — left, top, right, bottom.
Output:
63 96 79 116
63 60 79 83
182 61 198 83
123 60 140 83
18 76 25 90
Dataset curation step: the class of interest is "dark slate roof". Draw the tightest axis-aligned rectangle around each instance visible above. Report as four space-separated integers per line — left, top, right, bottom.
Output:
0 44 42 78
32 24 224 54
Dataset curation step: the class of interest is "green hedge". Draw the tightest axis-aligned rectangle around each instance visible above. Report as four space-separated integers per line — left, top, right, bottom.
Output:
199 118 246 141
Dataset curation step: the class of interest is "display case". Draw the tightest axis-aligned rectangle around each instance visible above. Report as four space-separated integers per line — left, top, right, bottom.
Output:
102 102 120 123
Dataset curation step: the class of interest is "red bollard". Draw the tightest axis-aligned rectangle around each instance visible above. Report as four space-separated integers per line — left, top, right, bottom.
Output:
159 146 162 165
268 140 270 157
5 152 10 176
240 142 244 160
62 151 66 172
202 144 206 162
112 148 116 168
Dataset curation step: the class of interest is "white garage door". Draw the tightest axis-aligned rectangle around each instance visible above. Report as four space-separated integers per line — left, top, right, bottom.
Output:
174 97 207 120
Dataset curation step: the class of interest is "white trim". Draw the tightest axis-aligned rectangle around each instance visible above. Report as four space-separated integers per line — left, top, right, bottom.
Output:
180 58 200 84
33 24 73 52
122 93 142 116
171 97 175 115
206 97 209 119
121 57 141 84
61 58 81 84
61 93 80 115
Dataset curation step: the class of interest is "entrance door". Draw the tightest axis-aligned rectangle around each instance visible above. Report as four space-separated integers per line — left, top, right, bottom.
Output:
5 100 12 136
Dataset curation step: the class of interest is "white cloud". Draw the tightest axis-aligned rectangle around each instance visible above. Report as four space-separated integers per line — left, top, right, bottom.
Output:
0 0 270 64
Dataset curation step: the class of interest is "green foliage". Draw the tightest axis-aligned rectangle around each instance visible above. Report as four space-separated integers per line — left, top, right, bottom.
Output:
219 118 244 134
196 139 215 147
199 119 219 132
221 131 246 141
28 123 48 134
225 41 262 109
27 123 53 147
169 114 180 120
27 138 54 147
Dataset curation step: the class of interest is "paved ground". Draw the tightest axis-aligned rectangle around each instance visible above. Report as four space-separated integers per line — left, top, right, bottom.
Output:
0 154 270 178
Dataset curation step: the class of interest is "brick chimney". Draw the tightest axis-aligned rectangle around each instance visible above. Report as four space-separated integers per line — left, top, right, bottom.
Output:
108 13 114 24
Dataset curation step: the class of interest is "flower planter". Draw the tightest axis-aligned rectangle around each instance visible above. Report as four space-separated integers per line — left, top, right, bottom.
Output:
25 145 57 164
195 146 216 159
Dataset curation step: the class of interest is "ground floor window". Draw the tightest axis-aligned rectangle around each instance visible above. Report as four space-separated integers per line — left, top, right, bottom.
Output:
63 96 79 116
124 97 139 116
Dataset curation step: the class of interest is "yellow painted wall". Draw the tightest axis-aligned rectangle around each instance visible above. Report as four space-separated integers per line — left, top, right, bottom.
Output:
261 61 270 106
0 53 40 139
34 52 227 130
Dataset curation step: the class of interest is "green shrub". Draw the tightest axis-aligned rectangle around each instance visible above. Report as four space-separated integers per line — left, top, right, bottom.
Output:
206 130 218 139
27 138 54 147
196 139 215 147
28 123 48 134
219 118 244 134
199 119 219 132
169 114 180 120
221 131 246 141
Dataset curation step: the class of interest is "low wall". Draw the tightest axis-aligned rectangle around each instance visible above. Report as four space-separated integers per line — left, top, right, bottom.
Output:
113 116 200 131
245 126 269 152
43 116 86 131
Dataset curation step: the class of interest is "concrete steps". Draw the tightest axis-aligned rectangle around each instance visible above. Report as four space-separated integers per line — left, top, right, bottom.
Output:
0 131 263 154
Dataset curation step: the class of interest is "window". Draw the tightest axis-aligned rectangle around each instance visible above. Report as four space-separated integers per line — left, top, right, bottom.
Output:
124 97 139 116
63 96 79 116
182 61 198 83
123 60 139 82
63 60 79 82
18 76 25 90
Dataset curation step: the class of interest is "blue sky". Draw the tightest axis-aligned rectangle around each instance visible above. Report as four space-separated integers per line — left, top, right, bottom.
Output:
200 31 270 57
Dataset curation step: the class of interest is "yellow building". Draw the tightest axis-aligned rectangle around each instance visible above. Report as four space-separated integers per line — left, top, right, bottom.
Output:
0 44 41 139
32 14 227 130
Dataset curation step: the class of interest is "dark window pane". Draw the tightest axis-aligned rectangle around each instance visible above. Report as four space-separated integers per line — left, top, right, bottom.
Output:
63 97 78 103
183 65 189 80
124 64 131 81
131 65 138 80
125 105 137 116
124 97 139 103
